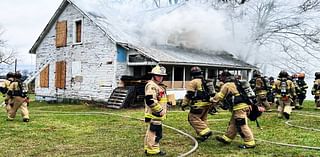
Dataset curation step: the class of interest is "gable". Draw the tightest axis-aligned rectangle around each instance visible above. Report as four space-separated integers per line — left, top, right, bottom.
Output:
29 0 115 54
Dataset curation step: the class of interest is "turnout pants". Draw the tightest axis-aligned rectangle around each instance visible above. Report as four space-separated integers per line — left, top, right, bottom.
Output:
144 120 162 155
7 96 29 120
188 106 211 136
315 96 320 109
222 107 255 146
257 94 271 110
277 98 292 117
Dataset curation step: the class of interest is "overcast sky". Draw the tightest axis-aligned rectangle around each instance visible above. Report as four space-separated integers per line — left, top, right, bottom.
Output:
0 0 63 68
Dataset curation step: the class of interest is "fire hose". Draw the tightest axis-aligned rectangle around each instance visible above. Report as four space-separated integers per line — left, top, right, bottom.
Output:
33 111 198 157
34 110 320 156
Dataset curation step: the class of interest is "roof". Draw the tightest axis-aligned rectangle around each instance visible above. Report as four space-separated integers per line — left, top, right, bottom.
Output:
29 0 256 70
119 43 255 69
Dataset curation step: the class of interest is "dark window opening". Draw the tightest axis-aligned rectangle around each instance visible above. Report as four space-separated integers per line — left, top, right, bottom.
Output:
75 20 82 43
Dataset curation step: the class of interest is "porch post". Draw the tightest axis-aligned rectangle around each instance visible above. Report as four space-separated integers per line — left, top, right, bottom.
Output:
205 68 208 80
183 66 186 89
172 66 175 89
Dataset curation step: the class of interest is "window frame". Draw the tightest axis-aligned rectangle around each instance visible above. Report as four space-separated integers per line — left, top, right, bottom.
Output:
73 18 83 45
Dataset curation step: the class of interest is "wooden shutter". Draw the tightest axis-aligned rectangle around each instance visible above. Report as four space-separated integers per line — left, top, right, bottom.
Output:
56 21 67 48
55 61 66 89
75 20 82 43
40 65 49 88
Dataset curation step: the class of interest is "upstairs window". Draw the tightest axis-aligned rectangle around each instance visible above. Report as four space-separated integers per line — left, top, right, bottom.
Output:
56 21 67 48
74 20 83 44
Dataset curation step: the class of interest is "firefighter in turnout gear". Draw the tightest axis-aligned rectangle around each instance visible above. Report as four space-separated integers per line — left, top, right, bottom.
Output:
312 72 320 110
293 73 308 109
6 72 30 122
210 71 262 149
273 70 296 119
267 76 275 106
250 70 271 111
144 65 167 156
0 72 15 113
181 66 213 142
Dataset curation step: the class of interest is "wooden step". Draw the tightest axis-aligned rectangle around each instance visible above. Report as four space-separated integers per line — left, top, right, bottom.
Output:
108 99 124 103
109 96 126 100
114 89 128 93
113 93 127 97
106 104 121 109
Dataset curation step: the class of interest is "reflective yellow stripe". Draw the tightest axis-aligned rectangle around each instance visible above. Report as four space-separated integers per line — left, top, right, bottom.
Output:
144 113 166 121
222 135 232 142
159 98 168 103
275 94 282 98
216 92 225 99
257 90 267 95
145 113 153 119
233 103 248 110
146 147 160 154
199 128 210 136
194 101 211 107
244 140 255 146
150 103 162 112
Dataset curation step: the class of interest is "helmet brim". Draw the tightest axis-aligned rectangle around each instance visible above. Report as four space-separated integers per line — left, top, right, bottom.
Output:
148 72 167 76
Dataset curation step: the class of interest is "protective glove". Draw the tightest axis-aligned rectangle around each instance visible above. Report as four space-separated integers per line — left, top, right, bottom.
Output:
208 105 218 115
181 103 189 111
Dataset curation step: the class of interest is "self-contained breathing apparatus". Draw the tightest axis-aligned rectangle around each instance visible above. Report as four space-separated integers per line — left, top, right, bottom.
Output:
279 79 289 101
212 79 261 121
190 79 215 103
183 67 215 111
183 78 216 113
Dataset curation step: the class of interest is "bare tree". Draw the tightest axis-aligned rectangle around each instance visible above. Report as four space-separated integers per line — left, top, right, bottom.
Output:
219 0 320 75
0 26 16 65
299 0 320 12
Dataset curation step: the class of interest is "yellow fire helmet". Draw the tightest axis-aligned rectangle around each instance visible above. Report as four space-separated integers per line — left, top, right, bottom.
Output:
149 65 167 76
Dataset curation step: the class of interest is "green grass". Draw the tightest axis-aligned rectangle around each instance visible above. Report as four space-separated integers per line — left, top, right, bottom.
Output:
0 97 320 156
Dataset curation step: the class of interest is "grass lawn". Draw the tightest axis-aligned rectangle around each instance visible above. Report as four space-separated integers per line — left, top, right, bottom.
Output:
0 96 320 156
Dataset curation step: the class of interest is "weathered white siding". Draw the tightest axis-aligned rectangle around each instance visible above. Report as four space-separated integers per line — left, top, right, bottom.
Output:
35 4 119 102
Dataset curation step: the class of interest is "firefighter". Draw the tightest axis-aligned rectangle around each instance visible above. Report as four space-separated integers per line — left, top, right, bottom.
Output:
267 76 275 107
312 72 320 110
6 72 30 122
144 65 167 156
273 70 296 119
294 73 308 109
210 71 264 149
181 66 213 142
0 72 15 113
0 72 14 102
251 70 271 111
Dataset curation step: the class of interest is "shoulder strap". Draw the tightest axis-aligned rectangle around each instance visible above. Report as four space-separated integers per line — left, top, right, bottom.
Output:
201 78 208 93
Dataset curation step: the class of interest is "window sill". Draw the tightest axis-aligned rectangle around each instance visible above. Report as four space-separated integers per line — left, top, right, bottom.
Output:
72 42 83 46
